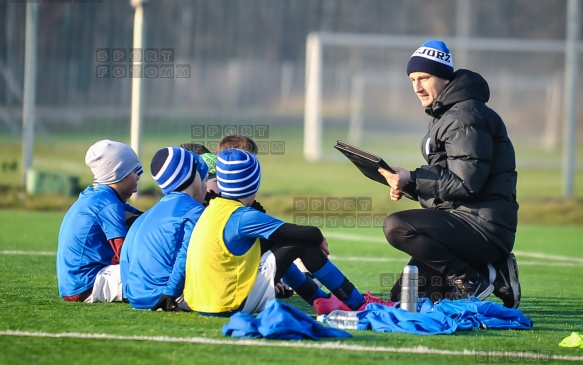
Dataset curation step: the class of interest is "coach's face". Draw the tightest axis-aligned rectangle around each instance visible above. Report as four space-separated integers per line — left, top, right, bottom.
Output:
409 72 449 108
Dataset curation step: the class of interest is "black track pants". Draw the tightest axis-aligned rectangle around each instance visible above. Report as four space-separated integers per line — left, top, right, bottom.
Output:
383 209 505 301
269 241 327 285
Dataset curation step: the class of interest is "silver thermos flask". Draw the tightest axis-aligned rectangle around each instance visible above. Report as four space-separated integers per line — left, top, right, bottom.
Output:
401 265 418 312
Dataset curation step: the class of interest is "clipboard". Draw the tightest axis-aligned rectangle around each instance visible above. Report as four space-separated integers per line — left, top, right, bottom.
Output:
333 140 395 186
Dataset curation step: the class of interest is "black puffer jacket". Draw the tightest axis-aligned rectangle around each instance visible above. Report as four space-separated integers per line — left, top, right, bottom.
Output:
408 69 518 252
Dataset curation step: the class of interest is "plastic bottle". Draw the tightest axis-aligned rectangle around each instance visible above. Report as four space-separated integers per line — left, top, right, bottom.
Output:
326 310 362 330
401 265 418 312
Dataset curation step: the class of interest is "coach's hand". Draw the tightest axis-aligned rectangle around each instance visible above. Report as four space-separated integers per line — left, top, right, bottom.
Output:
378 167 409 201
152 295 179 311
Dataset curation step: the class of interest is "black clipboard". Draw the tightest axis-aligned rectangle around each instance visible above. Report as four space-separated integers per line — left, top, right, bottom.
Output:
333 140 394 186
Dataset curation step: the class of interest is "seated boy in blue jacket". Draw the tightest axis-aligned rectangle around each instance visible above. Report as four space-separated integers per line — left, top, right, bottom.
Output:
121 146 208 310
57 139 143 303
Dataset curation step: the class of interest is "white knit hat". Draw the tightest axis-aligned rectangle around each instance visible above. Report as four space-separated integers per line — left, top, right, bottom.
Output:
85 140 141 184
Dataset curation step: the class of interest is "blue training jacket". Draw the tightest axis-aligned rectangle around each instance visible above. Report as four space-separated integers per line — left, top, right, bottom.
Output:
121 192 205 309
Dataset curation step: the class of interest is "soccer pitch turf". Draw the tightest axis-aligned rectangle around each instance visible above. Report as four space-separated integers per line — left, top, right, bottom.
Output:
0 210 582 365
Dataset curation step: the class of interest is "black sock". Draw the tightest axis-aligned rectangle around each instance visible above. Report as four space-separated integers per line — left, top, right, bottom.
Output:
293 277 320 304
331 278 363 310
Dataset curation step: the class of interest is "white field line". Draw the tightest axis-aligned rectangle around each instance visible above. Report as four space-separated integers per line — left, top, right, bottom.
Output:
1 330 582 362
323 231 583 265
1 250 56 256
513 251 583 264
2 249 582 266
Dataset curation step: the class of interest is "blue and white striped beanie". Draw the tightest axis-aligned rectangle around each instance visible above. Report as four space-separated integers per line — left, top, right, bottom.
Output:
151 147 207 195
406 40 454 80
216 149 261 199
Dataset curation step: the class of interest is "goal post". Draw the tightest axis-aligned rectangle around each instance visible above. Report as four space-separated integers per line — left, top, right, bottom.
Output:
303 31 578 162
303 32 433 162
303 33 323 162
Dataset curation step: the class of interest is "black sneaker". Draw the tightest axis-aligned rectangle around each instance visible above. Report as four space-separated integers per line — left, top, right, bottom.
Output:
492 253 521 308
447 269 494 301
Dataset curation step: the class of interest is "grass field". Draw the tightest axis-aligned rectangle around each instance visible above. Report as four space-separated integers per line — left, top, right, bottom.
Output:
1 125 583 363
1 210 582 365
2 128 583 224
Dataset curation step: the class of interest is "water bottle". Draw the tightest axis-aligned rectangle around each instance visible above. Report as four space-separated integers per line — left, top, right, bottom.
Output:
401 265 418 312
326 310 361 330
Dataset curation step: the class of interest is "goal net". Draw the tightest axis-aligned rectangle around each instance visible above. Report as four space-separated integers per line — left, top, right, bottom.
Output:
304 32 568 163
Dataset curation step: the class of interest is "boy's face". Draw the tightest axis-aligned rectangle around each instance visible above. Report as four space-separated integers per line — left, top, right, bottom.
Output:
111 170 139 202
194 175 208 203
206 178 218 194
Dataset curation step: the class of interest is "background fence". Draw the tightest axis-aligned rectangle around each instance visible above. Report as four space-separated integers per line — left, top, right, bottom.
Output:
1 0 582 188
